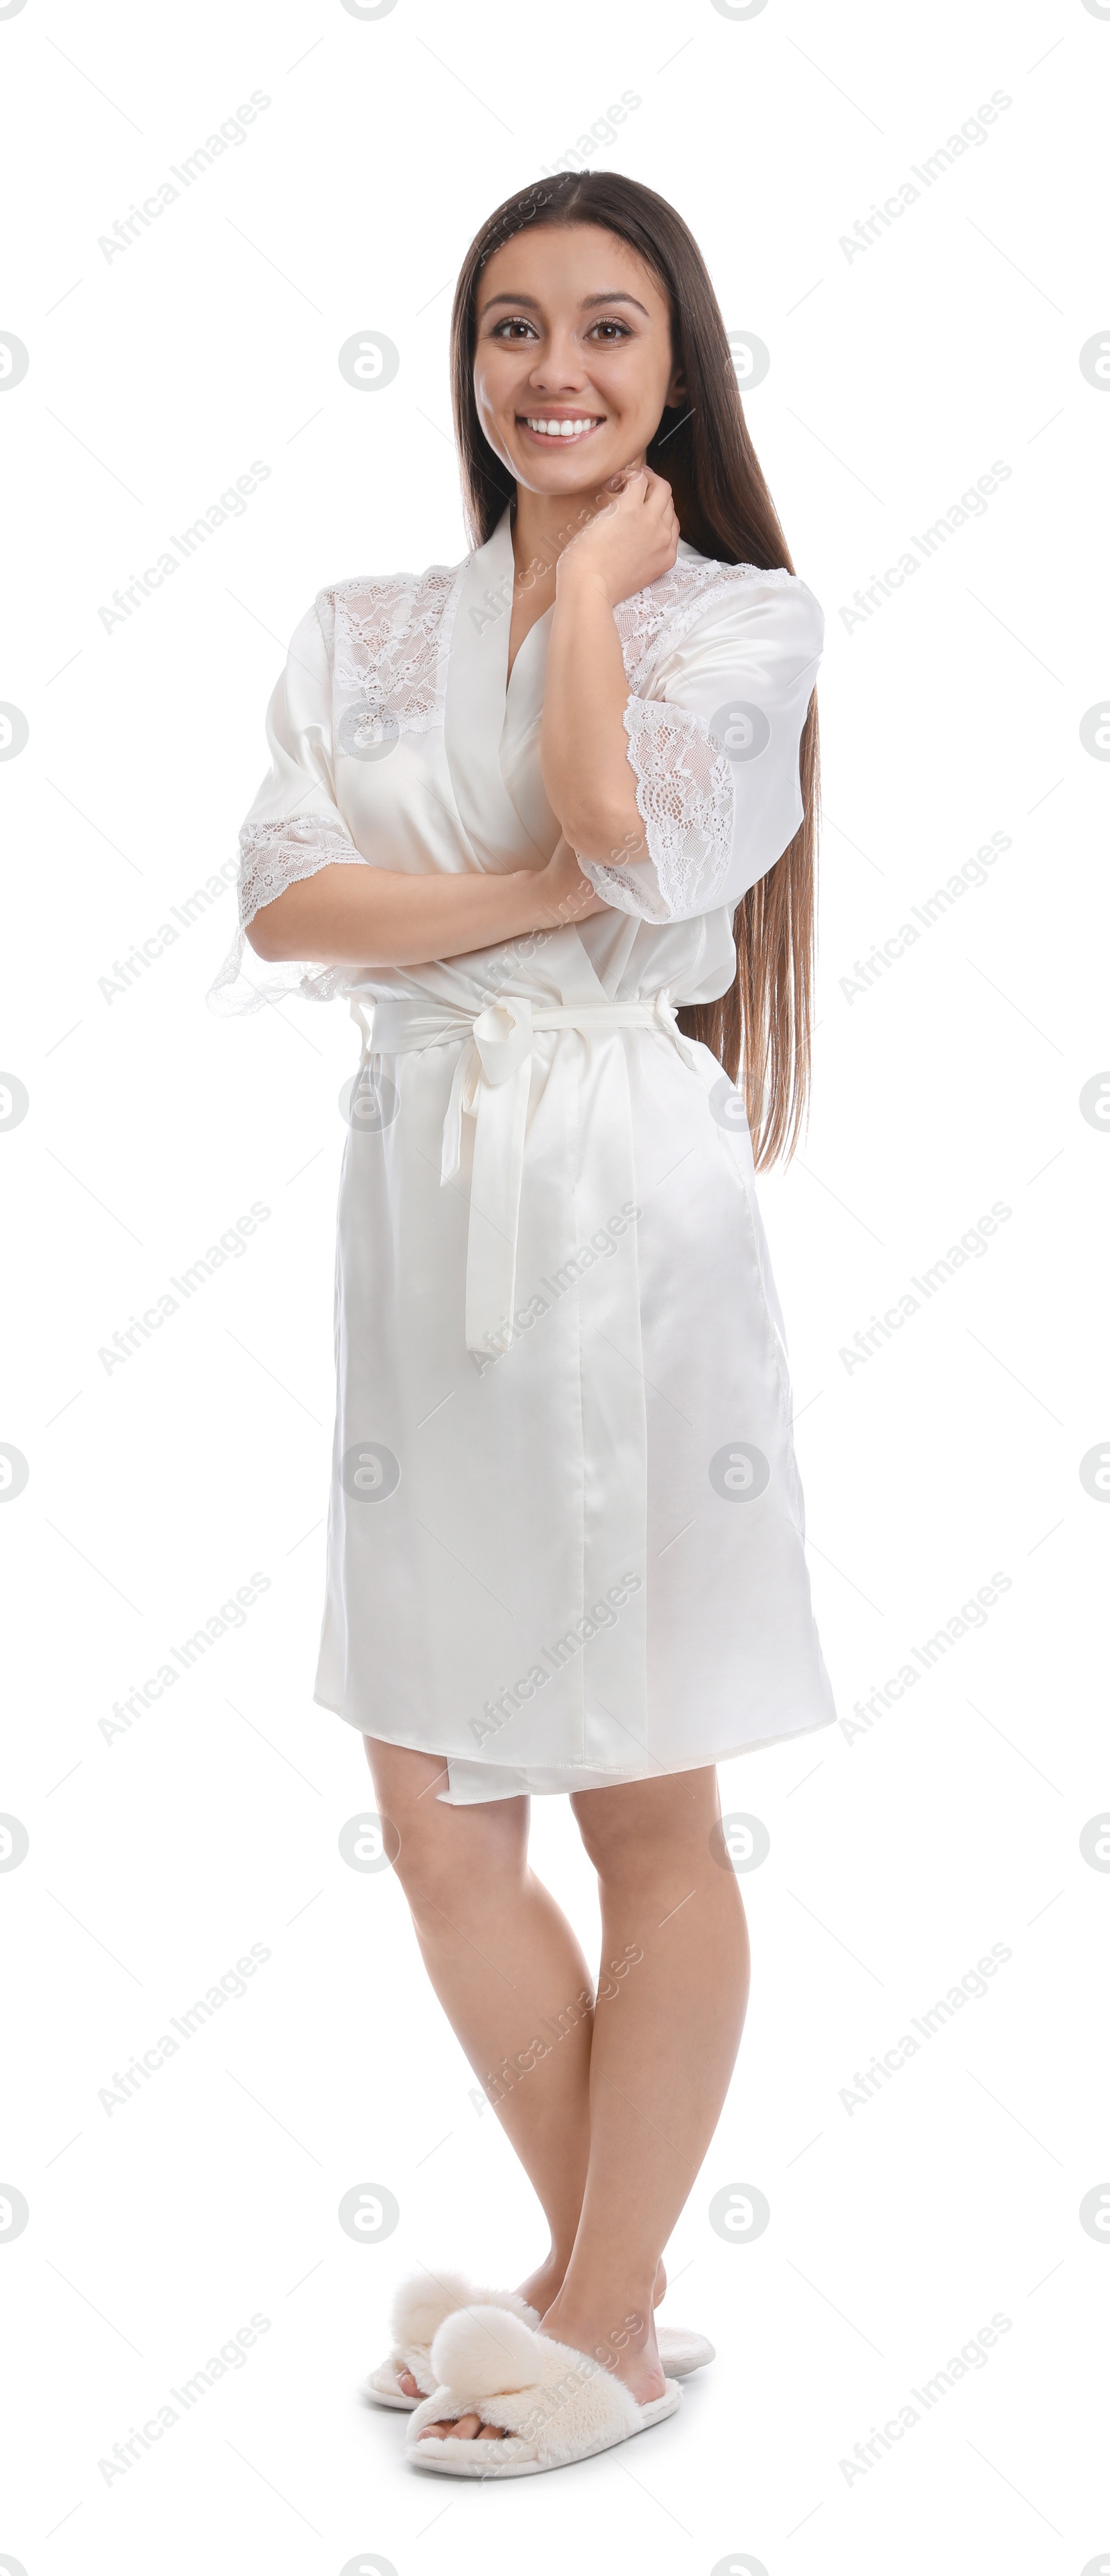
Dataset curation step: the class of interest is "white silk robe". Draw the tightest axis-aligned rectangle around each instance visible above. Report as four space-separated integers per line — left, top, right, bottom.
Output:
210 509 837 1800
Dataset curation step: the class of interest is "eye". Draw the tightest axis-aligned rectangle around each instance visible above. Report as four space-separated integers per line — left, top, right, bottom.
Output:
490 316 539 340
586 318 632 343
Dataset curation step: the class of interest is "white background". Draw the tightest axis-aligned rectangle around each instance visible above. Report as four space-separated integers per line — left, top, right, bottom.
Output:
1 1 1107 2569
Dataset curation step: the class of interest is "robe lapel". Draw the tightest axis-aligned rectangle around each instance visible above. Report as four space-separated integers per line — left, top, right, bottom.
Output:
443 508 621 1010
445 512 535 871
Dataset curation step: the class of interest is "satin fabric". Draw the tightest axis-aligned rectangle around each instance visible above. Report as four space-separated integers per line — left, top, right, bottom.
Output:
234 512 838 1797
348 986 704 1359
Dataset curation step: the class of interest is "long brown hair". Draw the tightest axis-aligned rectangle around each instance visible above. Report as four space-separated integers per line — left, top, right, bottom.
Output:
449 171 820 1168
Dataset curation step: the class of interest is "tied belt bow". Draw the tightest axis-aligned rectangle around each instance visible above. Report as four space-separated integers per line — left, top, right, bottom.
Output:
348 990 701 1355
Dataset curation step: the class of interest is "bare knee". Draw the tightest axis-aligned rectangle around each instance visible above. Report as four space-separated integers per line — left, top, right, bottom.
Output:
572 1770 722 1891
362 1748 529 1921
392 1818 524 1922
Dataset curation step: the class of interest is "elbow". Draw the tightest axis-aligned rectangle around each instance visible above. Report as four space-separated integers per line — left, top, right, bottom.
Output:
245 879 320 960
563 793 649 871
245 905 286 963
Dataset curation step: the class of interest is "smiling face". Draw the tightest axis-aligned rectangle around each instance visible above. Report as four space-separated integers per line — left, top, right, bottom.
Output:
473 222 685 497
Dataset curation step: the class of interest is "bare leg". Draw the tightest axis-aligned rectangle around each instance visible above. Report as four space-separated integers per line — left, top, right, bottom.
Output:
418 1762 749 2439
364 1737 597 2348
538 1766 749 2400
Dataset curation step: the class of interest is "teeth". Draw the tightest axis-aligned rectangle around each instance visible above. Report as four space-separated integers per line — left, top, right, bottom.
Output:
525 418 599 438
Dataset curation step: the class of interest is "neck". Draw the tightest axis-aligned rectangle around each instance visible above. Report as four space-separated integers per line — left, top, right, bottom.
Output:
508 455 648 590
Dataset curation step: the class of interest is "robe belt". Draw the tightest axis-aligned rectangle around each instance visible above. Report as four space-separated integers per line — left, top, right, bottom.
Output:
348 989 701 1354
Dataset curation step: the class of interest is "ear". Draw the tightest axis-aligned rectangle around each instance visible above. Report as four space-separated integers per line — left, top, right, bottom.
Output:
664 360 688 409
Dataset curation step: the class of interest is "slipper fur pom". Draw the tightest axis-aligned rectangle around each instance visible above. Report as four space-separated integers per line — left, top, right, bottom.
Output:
390 2271 477 2350
430 2303 540 2398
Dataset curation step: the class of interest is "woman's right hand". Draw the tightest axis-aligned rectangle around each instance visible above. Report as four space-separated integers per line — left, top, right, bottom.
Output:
556 466 679 610
532 835 609 932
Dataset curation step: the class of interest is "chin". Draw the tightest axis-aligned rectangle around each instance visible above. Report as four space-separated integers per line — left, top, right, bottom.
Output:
521 461 612 487
511 445 624 489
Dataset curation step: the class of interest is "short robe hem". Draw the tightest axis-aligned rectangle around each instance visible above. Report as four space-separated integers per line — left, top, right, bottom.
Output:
317 1694 839 1804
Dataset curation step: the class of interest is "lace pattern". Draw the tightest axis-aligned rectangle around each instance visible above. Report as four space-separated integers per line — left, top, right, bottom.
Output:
207 939 355 1018
579 559 795 921
208 569 463 1020
582 699 734 922
615 556 794 692
237 811 366 930
210 549 797 1005
318 565 463 737
207 813 370 1018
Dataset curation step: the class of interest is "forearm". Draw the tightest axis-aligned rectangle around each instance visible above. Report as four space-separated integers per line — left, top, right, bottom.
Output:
246 858 555 971
540 564 648 865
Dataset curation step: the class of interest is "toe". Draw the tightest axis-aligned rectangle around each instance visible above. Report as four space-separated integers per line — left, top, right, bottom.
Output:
420 2411 481 2441
397 2368 420 2398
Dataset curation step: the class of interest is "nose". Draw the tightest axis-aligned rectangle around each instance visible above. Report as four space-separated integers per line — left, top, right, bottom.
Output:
527 329 592 394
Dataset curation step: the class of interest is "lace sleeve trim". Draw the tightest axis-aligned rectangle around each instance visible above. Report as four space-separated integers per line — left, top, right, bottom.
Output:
206 813 370 1017
581 698 734 923
206 939 356 1017
237 811 367 930
578 557 799 921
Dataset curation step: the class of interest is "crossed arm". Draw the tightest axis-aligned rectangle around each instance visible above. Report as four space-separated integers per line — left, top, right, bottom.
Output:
248 476 676 972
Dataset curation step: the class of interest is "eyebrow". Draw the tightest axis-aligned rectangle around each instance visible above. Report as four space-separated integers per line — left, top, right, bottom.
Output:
478 289 651 320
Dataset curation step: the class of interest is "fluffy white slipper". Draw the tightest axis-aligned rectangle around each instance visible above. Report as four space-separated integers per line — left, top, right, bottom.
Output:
656 2324 715 2377
406 2303 681 2477
366 2269 712 2409
364 2270 540 2408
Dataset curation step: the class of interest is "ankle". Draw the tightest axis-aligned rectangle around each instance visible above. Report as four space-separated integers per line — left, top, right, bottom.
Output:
541 2283 659 2351
538 2292 665 2397
515 2250 573 2311
520 2251 667 2320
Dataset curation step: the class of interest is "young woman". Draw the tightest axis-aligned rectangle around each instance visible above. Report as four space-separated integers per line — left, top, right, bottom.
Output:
210 171 836 2477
